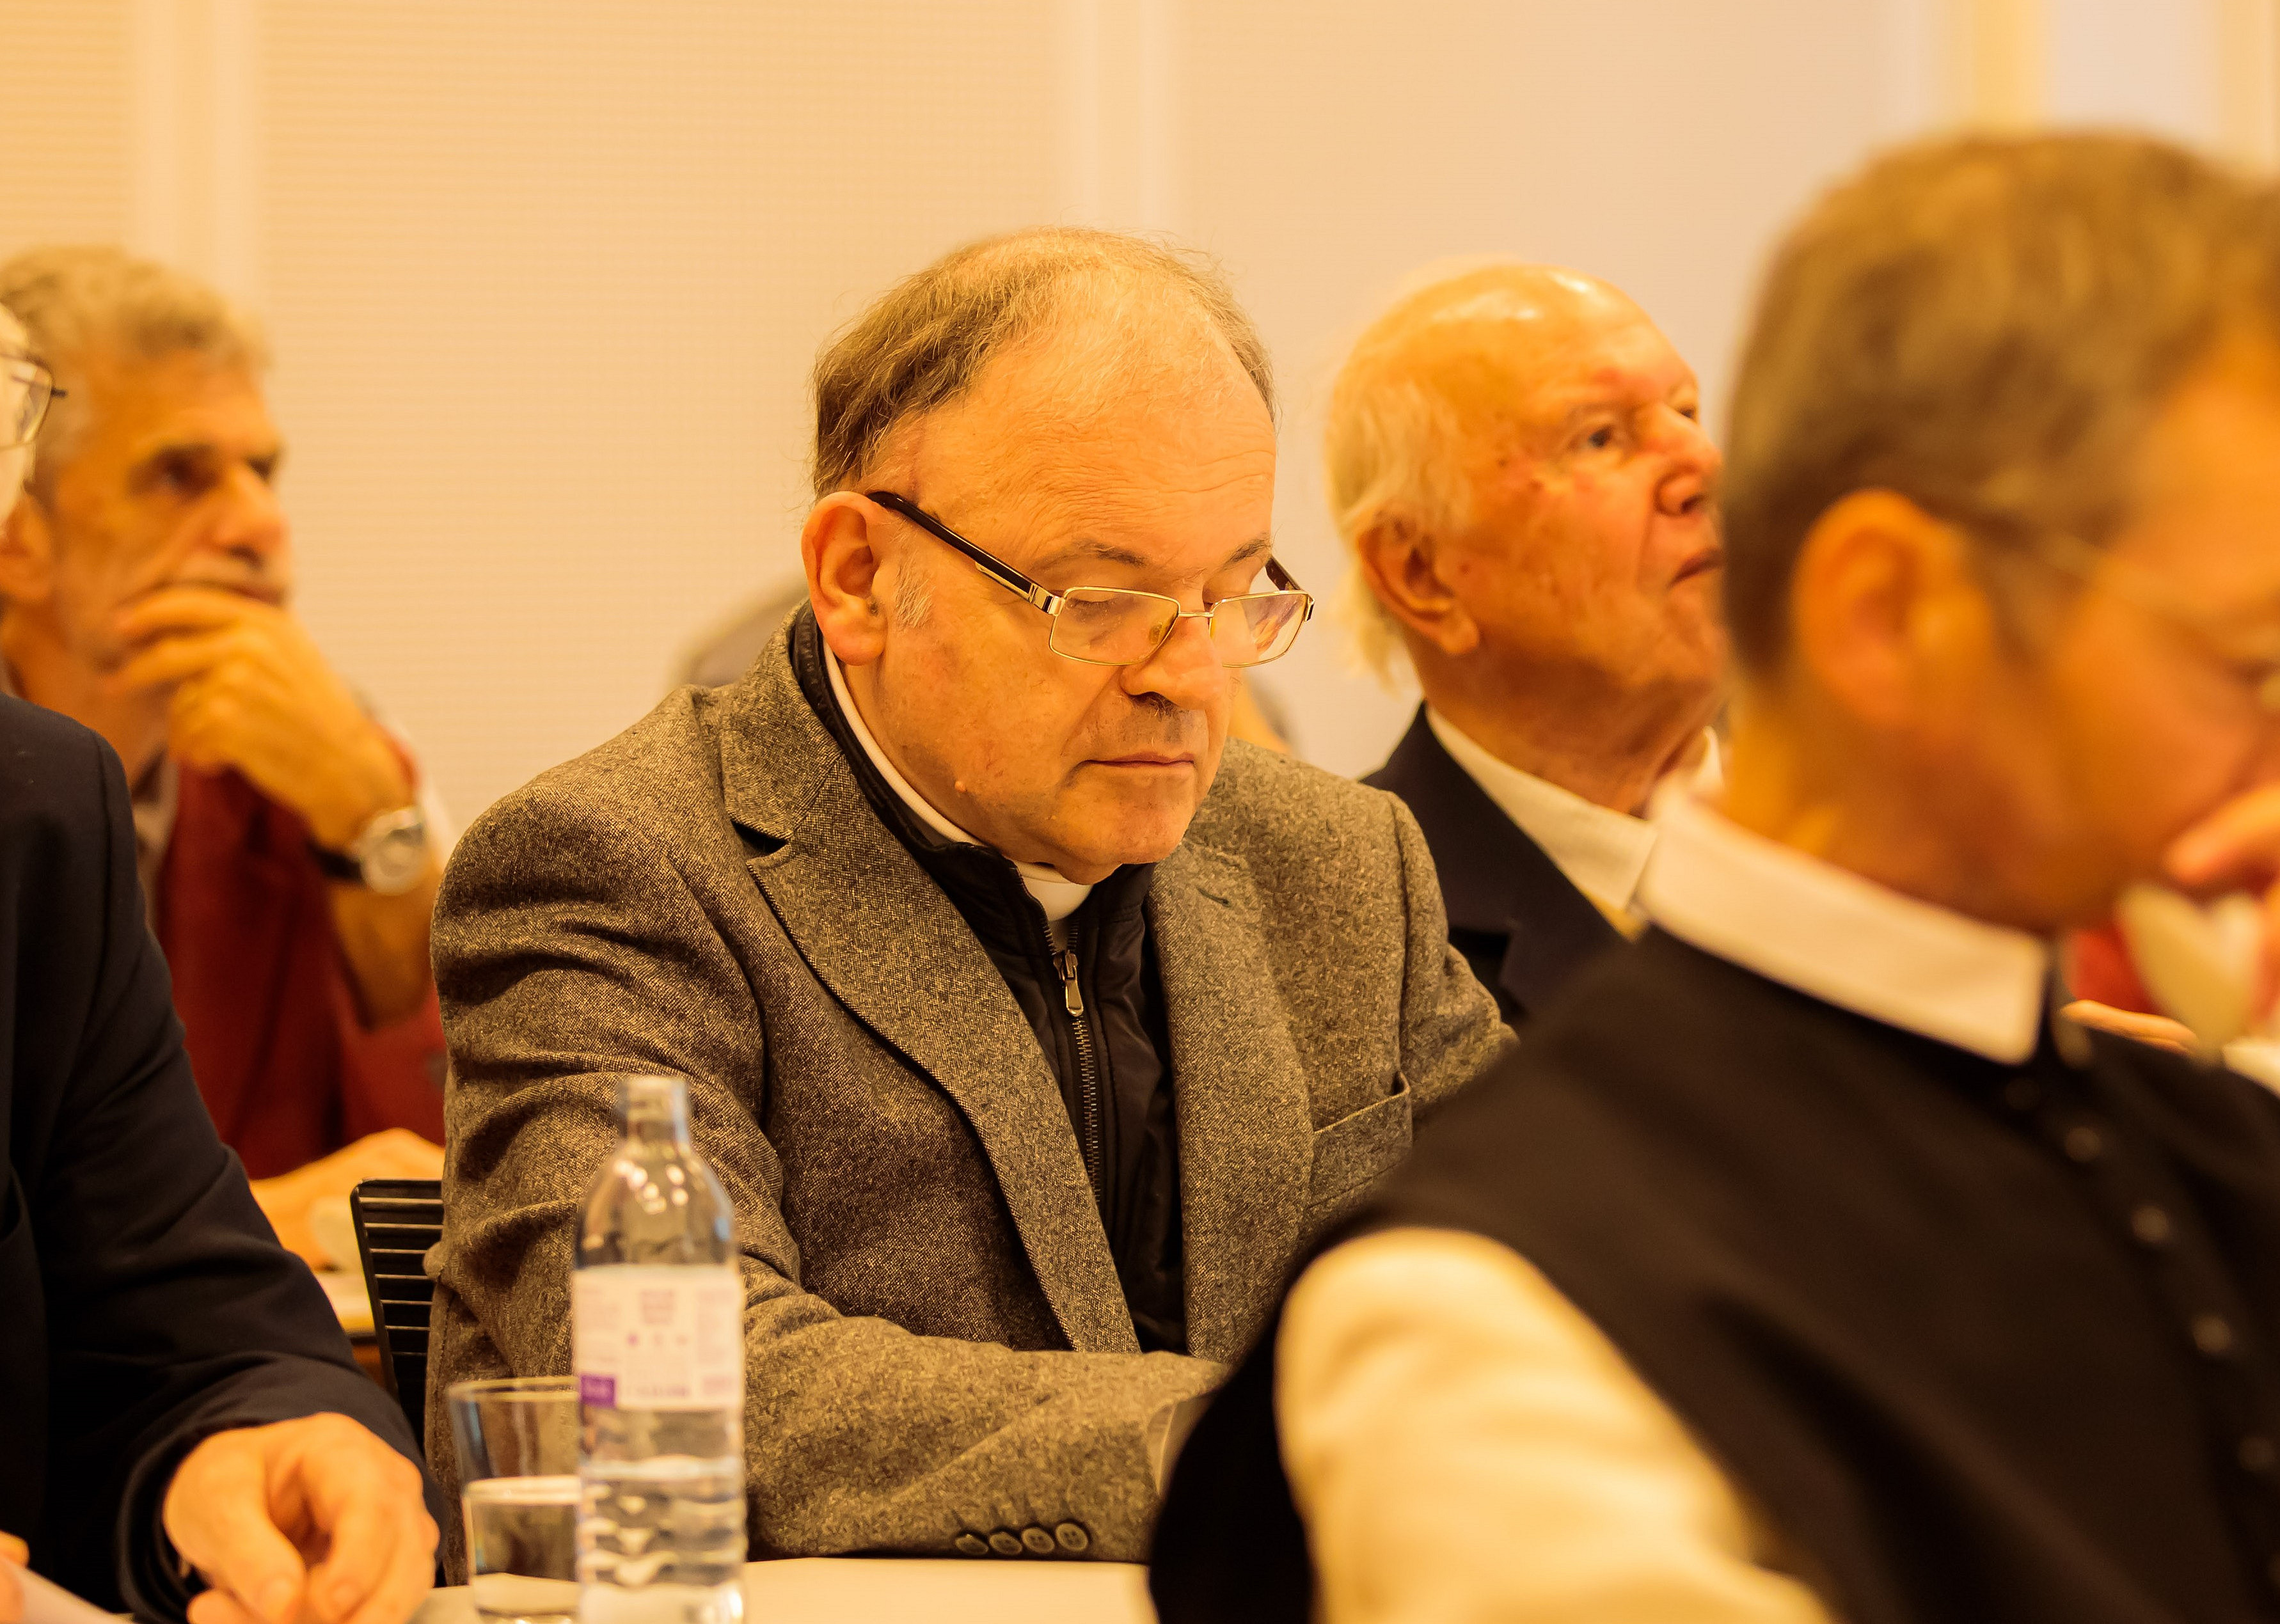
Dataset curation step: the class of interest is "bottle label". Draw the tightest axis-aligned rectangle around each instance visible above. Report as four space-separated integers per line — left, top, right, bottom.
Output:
572 1265 744 1411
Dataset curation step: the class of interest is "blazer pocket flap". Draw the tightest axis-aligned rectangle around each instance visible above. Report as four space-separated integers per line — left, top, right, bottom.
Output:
1306 1076 1414 1208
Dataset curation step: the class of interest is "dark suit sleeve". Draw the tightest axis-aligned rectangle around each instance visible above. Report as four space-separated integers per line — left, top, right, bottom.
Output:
1387 796 1514 1120
22 717 440 1620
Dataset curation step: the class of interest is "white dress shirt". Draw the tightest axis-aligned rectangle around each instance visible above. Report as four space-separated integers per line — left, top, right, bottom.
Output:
1278 792 2052 1624
1425 706 1720 922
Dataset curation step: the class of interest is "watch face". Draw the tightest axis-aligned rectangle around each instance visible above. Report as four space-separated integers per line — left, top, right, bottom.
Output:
361 820 431 895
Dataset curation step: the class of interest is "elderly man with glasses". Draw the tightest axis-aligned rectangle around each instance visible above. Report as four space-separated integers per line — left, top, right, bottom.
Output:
425 228 1508 1568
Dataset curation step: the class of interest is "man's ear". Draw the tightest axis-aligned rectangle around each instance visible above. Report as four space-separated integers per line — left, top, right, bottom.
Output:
1789 489 1997 742
0 489 58 604
1354 515 1480 658
801 493 890 668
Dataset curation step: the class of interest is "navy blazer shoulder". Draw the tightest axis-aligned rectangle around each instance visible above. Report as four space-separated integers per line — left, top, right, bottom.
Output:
0 694 436 1619
1362 706 1622 1023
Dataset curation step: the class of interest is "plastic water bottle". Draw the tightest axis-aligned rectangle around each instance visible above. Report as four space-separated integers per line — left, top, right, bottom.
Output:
573 1075 746 1624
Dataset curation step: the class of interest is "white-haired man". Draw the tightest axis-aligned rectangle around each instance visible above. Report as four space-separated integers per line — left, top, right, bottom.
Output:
427 228 1508 1567
0 248 446 1259
1336 265 1725 1023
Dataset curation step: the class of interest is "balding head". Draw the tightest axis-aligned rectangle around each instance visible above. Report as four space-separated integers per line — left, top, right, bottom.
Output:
1329 264 1673 677
799 227 1290 881
1331 262 1724 810
1341 264 1649 432
812 227 1272 501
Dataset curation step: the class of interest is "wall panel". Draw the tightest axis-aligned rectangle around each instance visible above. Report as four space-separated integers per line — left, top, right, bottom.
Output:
258 0 1063 818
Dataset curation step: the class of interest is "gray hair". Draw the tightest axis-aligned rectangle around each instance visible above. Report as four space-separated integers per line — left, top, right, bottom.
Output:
0 304 31 497
1722 132 2278 674
0 246 269 493
1323 275 1489 684
809 226 1273 501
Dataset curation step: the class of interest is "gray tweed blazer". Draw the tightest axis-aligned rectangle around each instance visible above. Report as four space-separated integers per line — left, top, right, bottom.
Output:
424 623 1510 1565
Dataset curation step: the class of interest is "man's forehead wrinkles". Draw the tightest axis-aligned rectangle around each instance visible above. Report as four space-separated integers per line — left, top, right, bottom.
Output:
1029 530 1273 578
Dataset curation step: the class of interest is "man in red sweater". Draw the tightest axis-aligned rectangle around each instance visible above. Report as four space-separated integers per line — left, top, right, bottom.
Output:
0 248 445 1259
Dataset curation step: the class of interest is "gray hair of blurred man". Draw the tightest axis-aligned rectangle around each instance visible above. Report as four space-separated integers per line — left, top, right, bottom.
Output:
1322 258 1524 685
1720 132 2279 676
0 305 35 498
808 228 1275 624
0 246 269 500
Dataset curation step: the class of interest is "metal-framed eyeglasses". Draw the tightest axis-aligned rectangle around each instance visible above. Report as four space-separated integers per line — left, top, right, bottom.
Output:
2026 529 2280 716
2 354 59 451
866 490 1315 668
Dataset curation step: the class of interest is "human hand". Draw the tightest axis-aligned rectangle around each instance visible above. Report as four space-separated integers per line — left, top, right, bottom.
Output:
1 1531 26 1624
163 1415 434 1624
2061 1000 2197 1054
2164 784 2280 1023
251 1131 445 1268
107 588 411 850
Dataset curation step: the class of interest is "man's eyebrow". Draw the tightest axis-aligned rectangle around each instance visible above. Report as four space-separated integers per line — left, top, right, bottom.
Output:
1221 535 1274 569
127 437 286 482
1547 378 1697 426
1032 536 1155 573
1031 532 1276 578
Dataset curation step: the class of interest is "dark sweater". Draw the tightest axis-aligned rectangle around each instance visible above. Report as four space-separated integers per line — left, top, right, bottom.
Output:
1154 929 2280 1624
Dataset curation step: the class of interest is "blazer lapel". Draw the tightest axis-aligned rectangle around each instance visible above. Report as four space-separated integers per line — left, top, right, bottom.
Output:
1368 707 1622 1020
721 637 1137 1355
1151 839 1315 1362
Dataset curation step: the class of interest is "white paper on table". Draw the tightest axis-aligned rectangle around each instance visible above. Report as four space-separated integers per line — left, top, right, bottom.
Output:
4 1561 125 1624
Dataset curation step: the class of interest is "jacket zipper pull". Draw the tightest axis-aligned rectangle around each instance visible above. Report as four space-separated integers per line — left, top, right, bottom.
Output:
1057 947 1085 1017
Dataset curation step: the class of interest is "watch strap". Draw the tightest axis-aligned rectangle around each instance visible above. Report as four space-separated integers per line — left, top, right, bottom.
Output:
308 840 365 884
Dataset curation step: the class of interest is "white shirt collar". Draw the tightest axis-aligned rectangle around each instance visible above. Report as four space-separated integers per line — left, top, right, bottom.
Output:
1638 790 2051 1062
1425 706 1714 915
825 648 1094 923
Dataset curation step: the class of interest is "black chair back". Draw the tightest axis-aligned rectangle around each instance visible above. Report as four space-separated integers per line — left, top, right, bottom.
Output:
349 1178 443 1451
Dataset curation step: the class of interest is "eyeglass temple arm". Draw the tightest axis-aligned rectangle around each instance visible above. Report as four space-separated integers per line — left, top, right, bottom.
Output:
869 488 1314 622
864 490 1058 611
1265 556 1316 618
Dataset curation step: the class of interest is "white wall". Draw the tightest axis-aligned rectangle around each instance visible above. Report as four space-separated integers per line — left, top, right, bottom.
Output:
1178 0 1919 770
0 0 2270 814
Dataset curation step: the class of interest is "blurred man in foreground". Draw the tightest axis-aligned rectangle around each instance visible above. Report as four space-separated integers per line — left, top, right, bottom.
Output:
1334 265 1725 1021
0 248 445 1262
0 317 437 1624
429 228 1506 1567
1155 134 2280 1624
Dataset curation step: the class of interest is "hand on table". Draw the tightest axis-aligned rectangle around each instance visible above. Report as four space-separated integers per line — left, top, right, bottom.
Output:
163 1415 434 1624
109 588 412 851
251 1131 445 1269
1 1531 25 1624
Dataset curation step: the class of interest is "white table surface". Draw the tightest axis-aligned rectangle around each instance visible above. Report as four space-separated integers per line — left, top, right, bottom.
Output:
412 1559 1157 1624
315 1268 373 1334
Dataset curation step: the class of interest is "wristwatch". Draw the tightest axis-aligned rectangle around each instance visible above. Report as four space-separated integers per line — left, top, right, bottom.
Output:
311 805 432 895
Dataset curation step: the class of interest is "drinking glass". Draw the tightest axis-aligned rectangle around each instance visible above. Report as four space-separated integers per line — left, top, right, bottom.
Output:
447 1376 582 1624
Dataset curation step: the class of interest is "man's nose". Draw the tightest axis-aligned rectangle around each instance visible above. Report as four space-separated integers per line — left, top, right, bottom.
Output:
205 462 290 564
1121 611 1227 713
1653 407 1722 517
